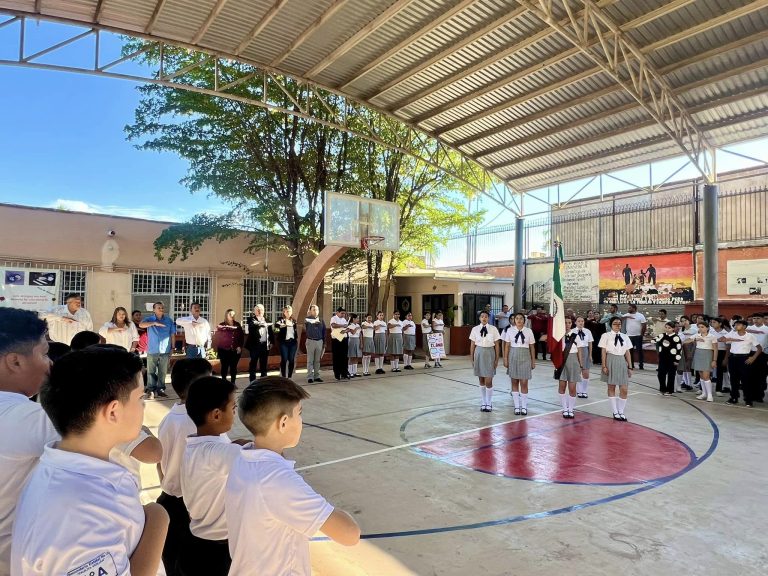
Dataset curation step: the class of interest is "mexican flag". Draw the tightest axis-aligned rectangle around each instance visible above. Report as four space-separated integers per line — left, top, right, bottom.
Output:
548 242 566 368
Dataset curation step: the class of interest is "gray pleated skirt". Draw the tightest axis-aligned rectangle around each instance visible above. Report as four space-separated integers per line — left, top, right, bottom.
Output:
559 353 581 382
601 353 630 385
507 346 532 380
362 336 375 354
388 333 403 355
423 333 431 351
578 346 592 370
474 346 496 377
692 347 714 371
403 334 416 350
347 338 361 357
374 333 387 355
678 343 694 371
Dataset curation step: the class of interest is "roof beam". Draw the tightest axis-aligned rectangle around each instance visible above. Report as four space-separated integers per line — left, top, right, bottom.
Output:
306 0 417 78
620 0 698 30
270 0 350 67
233 0 289 56
93 0 107 23
191 0 230 45
145 0 168 34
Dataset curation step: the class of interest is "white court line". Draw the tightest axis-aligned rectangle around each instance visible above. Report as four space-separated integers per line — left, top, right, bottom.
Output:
296 392 641 471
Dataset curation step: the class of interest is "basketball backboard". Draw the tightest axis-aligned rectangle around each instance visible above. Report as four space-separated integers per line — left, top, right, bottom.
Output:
324 192 400 251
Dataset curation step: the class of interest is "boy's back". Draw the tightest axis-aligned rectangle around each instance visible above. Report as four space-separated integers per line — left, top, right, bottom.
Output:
158 404 196 497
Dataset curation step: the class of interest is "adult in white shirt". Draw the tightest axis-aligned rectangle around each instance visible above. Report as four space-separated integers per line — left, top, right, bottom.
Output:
746 313 768 402
421 312 432 368
42 292 93 345
469 312 500 412
622 304 647 370
719 319 763 407
495 304 511 332
176 302 211 359
99 306 139 352
0 308 58 576
502 312 535 415
598 317 634 421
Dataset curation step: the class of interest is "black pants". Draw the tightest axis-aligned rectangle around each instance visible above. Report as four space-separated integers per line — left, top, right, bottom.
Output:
712 350 728 392
753 355 767 401
280 339 297 378
332 338 349 379
533 331 546 360
728 354 754 404
176 533 231 576
217 348 240 384
247 343 269 381
156 492 191 576
629 335 644 368
657 360 676 394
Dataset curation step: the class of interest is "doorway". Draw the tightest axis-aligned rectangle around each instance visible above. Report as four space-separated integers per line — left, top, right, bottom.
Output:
422 294 455 325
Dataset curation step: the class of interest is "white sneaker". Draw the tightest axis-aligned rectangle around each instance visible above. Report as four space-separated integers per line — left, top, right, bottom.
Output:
696 393 707 400
706 395 713 402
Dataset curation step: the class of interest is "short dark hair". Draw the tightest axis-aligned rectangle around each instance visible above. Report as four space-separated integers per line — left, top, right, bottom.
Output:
132 310 142 316
41 346 142 437
186 376 236 427
665 321 676 329
336 306 345 312
64 293 81 302
170 358 212 399
239 377 310 437
47 341 72 363
659 309 667 314
70 330 102 351
733 319 748 327
0 307 48 357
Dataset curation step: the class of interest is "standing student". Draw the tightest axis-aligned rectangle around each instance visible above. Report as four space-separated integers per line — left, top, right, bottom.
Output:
677 316 697 391
655 322 682 396
99 306 139 352
275 306 298 378
303 305 325 384
557 317 582 419
401 312 417 370
0 308 58 576
12 347 168 576
157 358 213 576
215 309 244 385
598 318 634 421
431 311 445 367
226 377 360 576
330 308 350 380
175 303 211 359
692 321 717 402
470 312 500 412
709 317 730 396
140 301 176 399
178 376 248 576
372 311 388 374
387 311 404 372
346 314 361 378
574 316 594 399
622 304 647 370
361 314 375 376
502 312 535 416
421 312 433 368
245 305 272 381
42 293 93 345
720 320 762 407
746 314 768 402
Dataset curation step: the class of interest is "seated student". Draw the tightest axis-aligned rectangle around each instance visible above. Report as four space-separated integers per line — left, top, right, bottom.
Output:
69 329 102 351
226 377 360 575
11 346 168 576
157 357 213 576
0 308 59 576
178 376 248 576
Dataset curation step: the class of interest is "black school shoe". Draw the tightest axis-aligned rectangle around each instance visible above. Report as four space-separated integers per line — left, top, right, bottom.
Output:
375 368 385 375
726 398 738 404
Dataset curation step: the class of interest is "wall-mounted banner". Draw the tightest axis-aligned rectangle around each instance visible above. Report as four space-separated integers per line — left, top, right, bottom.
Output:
1 268 60 312
599 253 693 305
527 260 599 304
727 258 768 296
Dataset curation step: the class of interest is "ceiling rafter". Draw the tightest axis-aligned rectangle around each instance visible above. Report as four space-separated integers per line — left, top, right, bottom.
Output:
620 0 698 31
145 0 168 34
270 0 350 67
93 0 107 23
234 0 289 55
191 0 230 45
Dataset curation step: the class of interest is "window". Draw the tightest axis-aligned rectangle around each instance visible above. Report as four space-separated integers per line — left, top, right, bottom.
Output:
131 271 212 320
242 277 295 323
60 270 88 306
332 281 368 318
462 293 505 325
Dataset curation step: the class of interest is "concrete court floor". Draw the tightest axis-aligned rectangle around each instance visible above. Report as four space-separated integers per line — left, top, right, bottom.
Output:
139 357 768 576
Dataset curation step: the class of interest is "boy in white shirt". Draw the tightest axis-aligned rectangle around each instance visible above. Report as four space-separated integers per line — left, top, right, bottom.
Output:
226 377 360 575
12 346 168 576
0 308 58 576
157 357 213 576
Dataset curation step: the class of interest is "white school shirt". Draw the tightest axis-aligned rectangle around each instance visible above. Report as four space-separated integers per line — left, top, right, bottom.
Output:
692 334 717 351
11 445 144 576
157 403 196 498
598 331 634 355
330 316 348 329
226 449 334 576
361 321 374 339
181 435 247 540
572 327 594 348
109 429 151 486
562 331 580 354
421 319 432 334
373 319 387 334
710 328 729 351
41 305 93 345
469 324 500 347
726 331 759 355
98 322 140 352
502 327 534 348
402 320 416 335
176 315 211 347
0 393 59 576
622 312 646 336
746 324 768 349
388 319 403 334
680 326 698 343
432 318 445 333
347 322 360 339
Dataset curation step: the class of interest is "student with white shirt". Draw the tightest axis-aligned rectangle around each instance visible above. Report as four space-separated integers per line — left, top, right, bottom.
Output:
746 314 768 402
622 304 647 370
709 317 731 396
401 312 417 370
574 316 594 398
691 321 718 402
598 318 634 421
469 312 500 412
676 316 697 391
361 314 375 376
346 314 362 378
110 423 162 500
226 378 360 575
0 308 58 576
12 346 168 576
373 311 388 374
99 306 139 352
178 376 247 576
41 292 93 345
431 311 446 367
557 317 582 419
502 312 535 415
157 357 213 576
175 302 211 358
720 319 763 407
421 312 433 368
387 311 404 372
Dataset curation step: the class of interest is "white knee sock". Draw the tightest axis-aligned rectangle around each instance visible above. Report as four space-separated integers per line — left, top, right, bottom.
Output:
617 397 627 415
404 354 410 366
512 391 521 408
675 373 682 391
683 372 691 386
393 359 399 369
347 364 353 375
362 356 370 373
609 396 618 414
559 393 567 411
703 380 712 398
521 393 528 409
568 394 576 412
487 386 493 407
480 386 488 405
376 357 382 369
352 363 358 375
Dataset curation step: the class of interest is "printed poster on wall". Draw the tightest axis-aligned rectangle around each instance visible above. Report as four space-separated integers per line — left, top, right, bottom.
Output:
726 259 768 295
1 267 60 312
599 253 693 305
527 260 599 304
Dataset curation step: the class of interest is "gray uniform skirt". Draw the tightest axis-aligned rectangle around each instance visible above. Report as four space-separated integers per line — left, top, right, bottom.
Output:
362 336 375 354
403 334 416 351
678 342 694 371
388 333 403 355
374 333 387 355
692 347 715 371
578 346 591 370
559 353 582 382
347 337 361 357
507 346 532 380
601 353 630 385
474 346 496 377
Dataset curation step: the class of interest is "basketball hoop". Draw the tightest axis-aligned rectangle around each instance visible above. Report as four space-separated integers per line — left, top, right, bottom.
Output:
360 235 385 252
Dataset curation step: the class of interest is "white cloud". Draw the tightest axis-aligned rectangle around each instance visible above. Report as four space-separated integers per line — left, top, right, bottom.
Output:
48 198 183 222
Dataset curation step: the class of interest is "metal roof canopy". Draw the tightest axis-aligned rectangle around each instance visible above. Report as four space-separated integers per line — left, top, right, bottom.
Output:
1 0 767 216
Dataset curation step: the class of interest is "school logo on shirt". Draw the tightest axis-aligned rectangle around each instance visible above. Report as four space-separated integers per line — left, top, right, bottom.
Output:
68 553 117 576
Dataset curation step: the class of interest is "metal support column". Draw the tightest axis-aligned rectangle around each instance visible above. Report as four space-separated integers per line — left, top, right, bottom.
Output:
514 217 525 311
702 184 719 317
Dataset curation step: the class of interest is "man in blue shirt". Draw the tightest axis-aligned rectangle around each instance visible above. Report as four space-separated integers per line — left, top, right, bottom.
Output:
139 301 176 399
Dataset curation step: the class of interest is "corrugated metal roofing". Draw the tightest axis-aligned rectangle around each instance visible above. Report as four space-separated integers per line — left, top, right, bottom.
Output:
3 0 767 193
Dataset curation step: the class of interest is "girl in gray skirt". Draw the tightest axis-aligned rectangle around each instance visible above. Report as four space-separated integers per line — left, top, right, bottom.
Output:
401 312 417 370
387 311 404 372
470 312 501 412
574 316 594 398
598 318 634 421
373 311 388 374
346 314 362 378
361 314 375 376
692 320 717 402
557 317 583 419
502 312 536 415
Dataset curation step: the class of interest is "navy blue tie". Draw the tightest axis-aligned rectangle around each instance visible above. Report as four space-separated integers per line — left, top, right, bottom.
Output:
578 330 585 340
514 331 525 343
480 326 487 337
614 334 624 346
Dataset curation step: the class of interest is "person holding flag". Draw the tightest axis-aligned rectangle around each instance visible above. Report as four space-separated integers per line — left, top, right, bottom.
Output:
547 241 567 373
